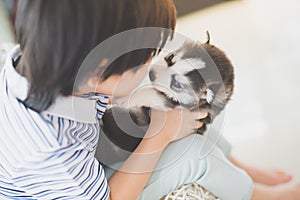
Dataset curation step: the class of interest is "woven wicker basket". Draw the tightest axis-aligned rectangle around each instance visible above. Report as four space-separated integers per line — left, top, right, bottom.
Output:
161 182 220 200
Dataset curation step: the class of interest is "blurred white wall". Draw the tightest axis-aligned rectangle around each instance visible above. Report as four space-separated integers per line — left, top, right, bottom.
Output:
176 0 300 184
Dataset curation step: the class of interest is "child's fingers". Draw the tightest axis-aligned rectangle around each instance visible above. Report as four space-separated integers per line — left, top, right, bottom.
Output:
192 111 208 120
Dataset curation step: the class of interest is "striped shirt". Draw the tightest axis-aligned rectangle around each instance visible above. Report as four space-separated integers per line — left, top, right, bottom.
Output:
0 46 110 199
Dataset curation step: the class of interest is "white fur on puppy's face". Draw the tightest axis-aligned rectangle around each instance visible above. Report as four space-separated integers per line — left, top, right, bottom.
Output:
150 55 206 107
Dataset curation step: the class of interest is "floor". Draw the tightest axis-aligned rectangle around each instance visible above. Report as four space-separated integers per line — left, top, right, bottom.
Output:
176 0 300 185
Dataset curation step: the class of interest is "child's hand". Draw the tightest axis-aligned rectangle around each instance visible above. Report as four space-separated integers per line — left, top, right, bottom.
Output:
147 108 208 144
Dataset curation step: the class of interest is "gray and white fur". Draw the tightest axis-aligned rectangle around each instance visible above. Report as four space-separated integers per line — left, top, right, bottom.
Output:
98 33 234 164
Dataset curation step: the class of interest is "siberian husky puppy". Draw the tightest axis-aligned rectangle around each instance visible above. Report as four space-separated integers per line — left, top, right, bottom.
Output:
99 33 234 163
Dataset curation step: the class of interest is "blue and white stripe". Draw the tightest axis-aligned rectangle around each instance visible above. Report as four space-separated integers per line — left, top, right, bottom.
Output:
0 46 110 199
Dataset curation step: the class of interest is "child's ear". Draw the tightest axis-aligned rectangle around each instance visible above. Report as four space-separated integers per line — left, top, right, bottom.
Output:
87 76 100 89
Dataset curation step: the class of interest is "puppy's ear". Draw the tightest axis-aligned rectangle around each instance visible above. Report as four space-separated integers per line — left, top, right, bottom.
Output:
205 31 211 44
208 82 222 93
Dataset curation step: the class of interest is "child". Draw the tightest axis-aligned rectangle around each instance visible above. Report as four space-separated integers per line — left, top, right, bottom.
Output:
0 0 298 199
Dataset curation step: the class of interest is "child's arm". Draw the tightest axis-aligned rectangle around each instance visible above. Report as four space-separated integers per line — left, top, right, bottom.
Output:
108 109 206 200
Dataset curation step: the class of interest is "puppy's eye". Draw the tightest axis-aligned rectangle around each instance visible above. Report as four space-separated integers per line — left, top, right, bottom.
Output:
172 80 182 89
165 54 175 66
168 54 174 60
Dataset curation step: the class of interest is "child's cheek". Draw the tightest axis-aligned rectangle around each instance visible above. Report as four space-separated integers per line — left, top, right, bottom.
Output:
113 64 149 98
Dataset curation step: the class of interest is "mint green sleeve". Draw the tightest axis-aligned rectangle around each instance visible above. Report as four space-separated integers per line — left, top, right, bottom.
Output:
138 134 253 200
103 134 252 200
205 127 232 159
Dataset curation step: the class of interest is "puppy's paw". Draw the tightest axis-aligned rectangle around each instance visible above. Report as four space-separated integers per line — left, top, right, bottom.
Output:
113 96 131 108
113 96 148 109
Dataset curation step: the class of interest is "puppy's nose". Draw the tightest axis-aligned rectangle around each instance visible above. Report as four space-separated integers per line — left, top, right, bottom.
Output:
149 70 156 81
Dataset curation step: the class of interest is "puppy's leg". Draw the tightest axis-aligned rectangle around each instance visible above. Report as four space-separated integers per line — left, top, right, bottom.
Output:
114 88 170 110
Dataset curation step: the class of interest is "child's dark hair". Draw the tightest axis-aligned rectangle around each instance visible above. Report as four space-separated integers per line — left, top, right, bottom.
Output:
15 0 176 112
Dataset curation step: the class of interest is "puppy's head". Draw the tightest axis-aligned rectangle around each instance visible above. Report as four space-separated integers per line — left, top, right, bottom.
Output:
149 37 234 118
